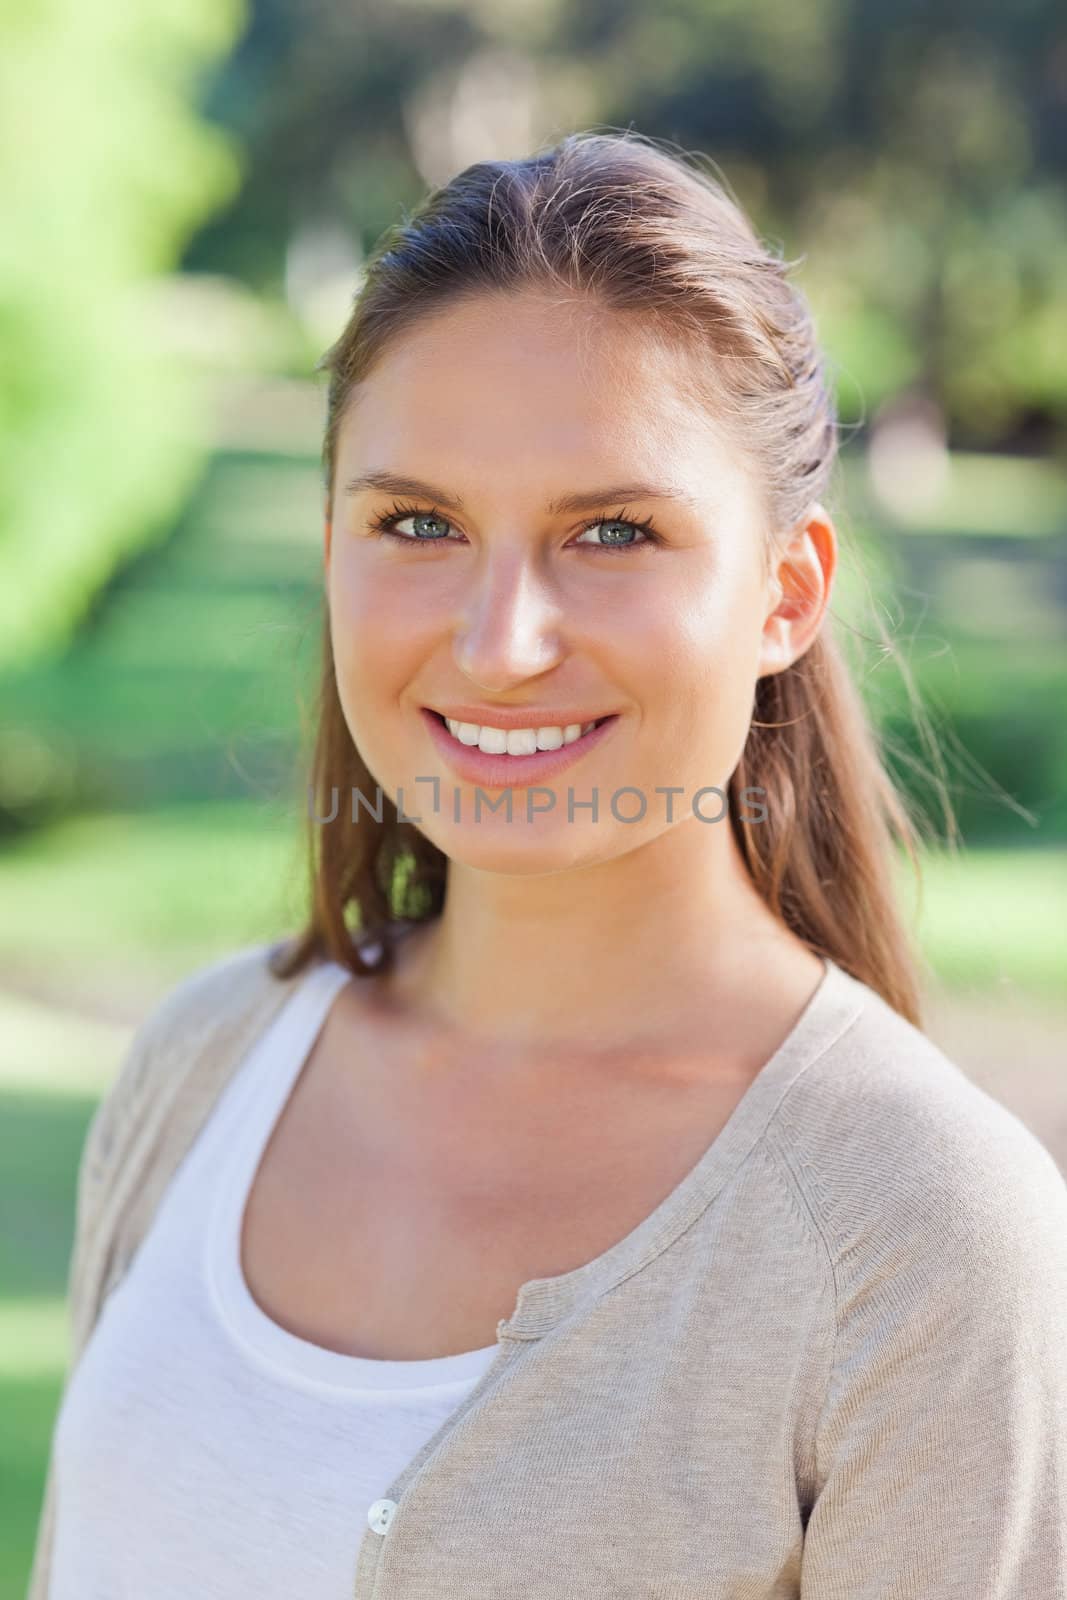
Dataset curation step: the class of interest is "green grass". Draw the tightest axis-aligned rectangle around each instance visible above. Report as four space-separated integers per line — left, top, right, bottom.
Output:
3 1363 67 1597
0 1089 96 1594
0 448 325 818
0 801 306 988
894 846 1067 996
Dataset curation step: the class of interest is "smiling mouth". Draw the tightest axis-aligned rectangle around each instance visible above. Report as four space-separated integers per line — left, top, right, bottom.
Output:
426 710 614 746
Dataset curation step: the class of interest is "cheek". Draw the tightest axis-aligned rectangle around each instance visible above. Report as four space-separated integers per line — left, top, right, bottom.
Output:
626 568 765 782
328 554 427 683
326 562 422 771
331 546 398 627
628 563 764 689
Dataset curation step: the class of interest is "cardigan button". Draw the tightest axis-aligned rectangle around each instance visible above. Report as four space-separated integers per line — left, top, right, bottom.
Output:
367 1498 397 1535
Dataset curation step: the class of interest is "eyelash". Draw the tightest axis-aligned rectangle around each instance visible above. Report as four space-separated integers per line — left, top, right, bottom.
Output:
365 499 663 554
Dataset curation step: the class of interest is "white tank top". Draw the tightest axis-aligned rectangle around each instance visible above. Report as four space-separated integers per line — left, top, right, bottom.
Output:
50 959 500 1598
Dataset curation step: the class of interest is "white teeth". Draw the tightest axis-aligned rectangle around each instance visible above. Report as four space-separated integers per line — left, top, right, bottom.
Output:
443 717 599 755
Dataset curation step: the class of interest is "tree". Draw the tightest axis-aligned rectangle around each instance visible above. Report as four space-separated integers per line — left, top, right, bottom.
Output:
0 0 247 667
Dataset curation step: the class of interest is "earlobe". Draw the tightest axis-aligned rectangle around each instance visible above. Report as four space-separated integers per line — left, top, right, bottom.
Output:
756 613 795 678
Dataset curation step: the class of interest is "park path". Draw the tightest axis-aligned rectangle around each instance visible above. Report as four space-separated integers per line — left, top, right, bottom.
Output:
923 986 1067 1175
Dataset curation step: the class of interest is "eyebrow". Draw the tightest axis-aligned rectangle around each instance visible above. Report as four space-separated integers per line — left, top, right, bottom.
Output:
342 470 697 516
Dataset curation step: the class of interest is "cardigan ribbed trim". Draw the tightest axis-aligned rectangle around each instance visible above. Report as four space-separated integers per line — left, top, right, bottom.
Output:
498 956 865 1337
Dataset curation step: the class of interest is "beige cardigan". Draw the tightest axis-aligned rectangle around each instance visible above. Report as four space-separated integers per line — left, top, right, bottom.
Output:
26 942 1067 1598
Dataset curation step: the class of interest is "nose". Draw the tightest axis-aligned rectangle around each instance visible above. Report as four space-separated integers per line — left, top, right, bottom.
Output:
454 550 564 692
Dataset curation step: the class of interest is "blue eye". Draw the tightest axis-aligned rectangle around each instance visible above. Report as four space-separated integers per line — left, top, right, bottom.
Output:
367 503 457 544
573 516 659 552
365 501 662 553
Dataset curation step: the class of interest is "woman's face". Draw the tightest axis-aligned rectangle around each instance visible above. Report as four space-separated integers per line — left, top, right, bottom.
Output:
325 288 799 874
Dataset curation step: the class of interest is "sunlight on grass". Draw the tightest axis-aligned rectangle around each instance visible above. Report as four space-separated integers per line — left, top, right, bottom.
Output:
0 802 306 981
0 1298 68 1380
895 847 1067 995
0 993 129 1096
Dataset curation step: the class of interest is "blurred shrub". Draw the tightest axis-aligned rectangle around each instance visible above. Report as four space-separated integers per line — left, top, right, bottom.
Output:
0 0 247 669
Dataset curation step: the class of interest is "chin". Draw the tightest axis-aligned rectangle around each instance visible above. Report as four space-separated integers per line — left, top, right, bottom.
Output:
421 817 618 878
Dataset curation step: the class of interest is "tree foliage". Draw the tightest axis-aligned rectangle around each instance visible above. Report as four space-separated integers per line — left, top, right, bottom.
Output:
0 0 247 665
187 0 1067 447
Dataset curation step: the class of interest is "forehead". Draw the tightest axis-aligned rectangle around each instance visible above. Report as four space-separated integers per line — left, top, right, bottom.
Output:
336 290 744 490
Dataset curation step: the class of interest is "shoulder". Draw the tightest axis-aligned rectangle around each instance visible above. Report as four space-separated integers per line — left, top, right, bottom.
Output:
764 971 1067 1306
134 937 302 1053
65 939 321 1359
782 980 1067 1587
120 939 300 1093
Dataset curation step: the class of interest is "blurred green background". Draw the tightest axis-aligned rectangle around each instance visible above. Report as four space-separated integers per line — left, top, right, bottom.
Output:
2 1 1066 1591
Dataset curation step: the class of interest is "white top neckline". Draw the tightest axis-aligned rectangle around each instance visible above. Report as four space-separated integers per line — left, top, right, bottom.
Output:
205 959 501 1394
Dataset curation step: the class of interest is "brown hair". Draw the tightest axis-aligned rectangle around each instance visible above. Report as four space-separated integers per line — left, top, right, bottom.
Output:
271 128 956 1026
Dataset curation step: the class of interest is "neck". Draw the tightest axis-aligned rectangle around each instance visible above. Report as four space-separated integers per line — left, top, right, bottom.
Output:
379 815 817 1059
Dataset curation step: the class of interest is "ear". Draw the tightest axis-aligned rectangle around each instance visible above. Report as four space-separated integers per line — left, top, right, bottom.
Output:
757 503 837 678
324 493 332 578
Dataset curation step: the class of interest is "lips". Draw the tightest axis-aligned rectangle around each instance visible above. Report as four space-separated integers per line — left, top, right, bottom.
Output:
419 707 619 790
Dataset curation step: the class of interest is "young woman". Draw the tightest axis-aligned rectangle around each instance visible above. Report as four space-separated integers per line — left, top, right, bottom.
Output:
30 129 1067 1599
